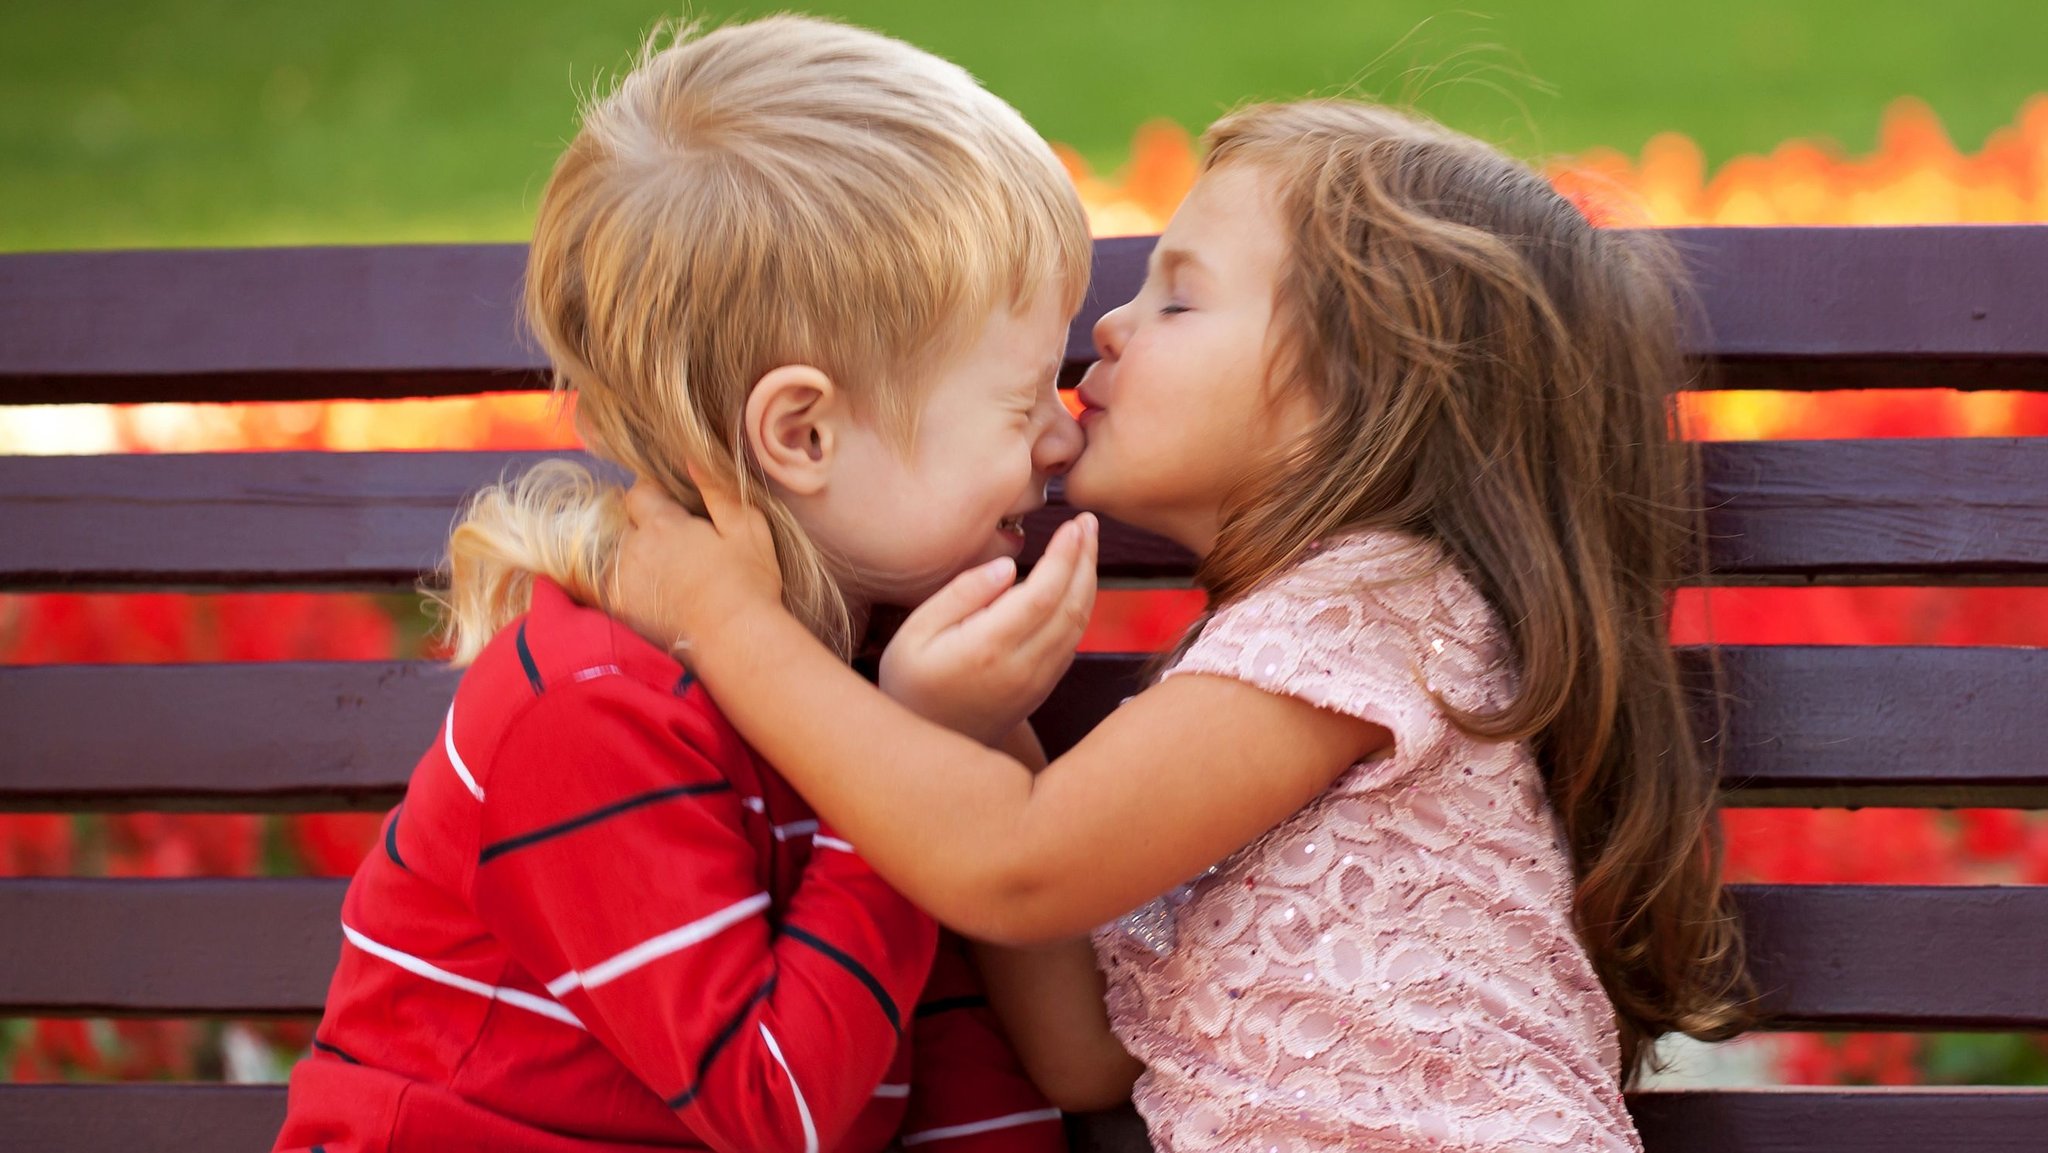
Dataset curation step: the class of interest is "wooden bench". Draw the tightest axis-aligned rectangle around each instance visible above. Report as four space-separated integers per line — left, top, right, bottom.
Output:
3 228 2047 1152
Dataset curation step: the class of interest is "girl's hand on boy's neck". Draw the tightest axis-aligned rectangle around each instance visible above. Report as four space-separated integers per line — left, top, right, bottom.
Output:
615 475 785 658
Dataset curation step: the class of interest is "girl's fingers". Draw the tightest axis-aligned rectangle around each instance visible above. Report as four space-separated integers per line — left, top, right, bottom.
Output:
683 463 746 535
899 556 1019 641
966 517 1085 644
1061 513 1100 638
623 477 690 529
1019 513 1098 664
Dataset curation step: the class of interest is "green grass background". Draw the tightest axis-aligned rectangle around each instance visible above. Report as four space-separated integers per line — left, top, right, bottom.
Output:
3 0 2044 250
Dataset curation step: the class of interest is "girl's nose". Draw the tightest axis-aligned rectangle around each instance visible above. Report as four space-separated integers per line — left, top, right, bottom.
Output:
1092 300 1131 362
1034 394 1084 478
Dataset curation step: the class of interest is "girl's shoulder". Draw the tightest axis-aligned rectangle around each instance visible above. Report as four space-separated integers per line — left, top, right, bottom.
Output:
1221 528 1490 640
1165 528 1513 749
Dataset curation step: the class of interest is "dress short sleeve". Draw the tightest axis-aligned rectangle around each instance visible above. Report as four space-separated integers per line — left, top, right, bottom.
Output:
1161 531 1509 794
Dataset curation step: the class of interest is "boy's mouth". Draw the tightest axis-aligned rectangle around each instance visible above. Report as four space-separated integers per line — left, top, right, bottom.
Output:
998 514 1027 536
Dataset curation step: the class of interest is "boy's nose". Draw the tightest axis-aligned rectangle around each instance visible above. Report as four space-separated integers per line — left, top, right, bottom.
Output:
1034 397 1084 478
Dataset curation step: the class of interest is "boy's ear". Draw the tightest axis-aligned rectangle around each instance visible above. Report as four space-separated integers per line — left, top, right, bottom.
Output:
743 364 840 497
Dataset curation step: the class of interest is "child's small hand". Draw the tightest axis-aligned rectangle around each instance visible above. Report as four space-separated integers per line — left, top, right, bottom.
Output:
616 472 782 654
879 514 1098 747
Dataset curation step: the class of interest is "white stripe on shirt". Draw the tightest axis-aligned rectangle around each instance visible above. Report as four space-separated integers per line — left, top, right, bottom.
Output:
759 1022 820 1153
813 836 856 854
546 892 771 996
873 1082 911 1098
772 819 821 842
443 703 484 801
341 922 581 1028
901 1108 1064 1146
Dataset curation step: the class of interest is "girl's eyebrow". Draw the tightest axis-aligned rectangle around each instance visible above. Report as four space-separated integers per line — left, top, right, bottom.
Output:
1151 247 1208 279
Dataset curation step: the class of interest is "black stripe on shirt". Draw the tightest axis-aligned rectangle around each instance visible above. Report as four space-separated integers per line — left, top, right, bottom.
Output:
515 621 545 695
383 802 407 871
666 975 777 1110
311 1038 361 1065
783 924 902 1034
915 993 989 1019
478 781 732 864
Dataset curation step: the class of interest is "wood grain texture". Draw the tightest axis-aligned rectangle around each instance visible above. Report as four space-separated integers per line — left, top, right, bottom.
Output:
7 647 2047 812
6 229 2047 403
5 439 2046 591
0 1085 291 1153
1701 438 2048 582
1626 1089 2048 1153
0 452 1192 589
0 878 346 1014
4 1086 2044 1153
4 879 2045 1029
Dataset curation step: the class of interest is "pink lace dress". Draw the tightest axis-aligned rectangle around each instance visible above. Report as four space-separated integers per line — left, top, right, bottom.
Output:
1093 531 1640 1152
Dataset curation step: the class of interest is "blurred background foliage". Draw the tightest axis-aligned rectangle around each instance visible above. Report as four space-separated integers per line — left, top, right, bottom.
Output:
5 0 2048 249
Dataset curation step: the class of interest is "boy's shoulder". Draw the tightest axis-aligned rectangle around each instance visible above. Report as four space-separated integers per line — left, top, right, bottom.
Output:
456 578 749 766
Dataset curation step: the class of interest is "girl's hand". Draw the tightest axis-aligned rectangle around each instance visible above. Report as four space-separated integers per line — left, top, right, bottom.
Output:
879 514 1099 747
616 473 782 654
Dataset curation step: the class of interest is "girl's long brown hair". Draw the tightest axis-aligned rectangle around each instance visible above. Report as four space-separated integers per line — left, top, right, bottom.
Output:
1199 101 1752 1082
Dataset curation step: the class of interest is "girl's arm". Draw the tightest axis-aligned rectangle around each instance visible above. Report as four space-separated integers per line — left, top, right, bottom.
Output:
618 487 1388 944
971 935 1138 1111
972 724 1141 1112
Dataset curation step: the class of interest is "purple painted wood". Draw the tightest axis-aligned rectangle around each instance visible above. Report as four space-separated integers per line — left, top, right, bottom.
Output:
6 229 2048 404
7 1088 2047 1153
1627 1089 2048 1153
0 878 345 1014
1701 438 2048 582
0 1085 289 1153
4 878 2045 1029
5 647 2046 812
0 450 576 590
0 661 459 811
1083 229 2048 393
1673 226 2048 392
5 439 2046 591
1733 885 2048 1028
1703 645 2048 808
0 245 543 404
0 452 1192 589
3 1085 2043 1153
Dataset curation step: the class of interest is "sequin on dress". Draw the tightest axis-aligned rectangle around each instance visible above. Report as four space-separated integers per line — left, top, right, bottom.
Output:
1093 531 1642 1152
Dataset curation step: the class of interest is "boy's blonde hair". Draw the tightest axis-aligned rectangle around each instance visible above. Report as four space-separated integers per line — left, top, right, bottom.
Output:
436 15 1091 663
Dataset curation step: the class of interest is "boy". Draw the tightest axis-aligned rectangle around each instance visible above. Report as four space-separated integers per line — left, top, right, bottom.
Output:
274 16 1097 1153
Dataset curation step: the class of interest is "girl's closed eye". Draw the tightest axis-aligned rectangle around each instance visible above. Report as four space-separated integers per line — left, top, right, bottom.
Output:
1160 302 1191 316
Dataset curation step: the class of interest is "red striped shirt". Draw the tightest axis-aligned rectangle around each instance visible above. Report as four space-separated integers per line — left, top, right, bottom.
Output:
275 579 1063 1153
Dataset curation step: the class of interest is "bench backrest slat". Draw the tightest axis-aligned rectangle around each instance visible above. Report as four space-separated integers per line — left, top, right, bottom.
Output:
6 439 2048 591
7 646 2047 812
6 229 2048 405
5 878 2044 1029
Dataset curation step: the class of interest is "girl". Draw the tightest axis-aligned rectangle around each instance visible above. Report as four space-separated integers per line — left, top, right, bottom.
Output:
616 101 1753 1151
275 15 1093 1153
